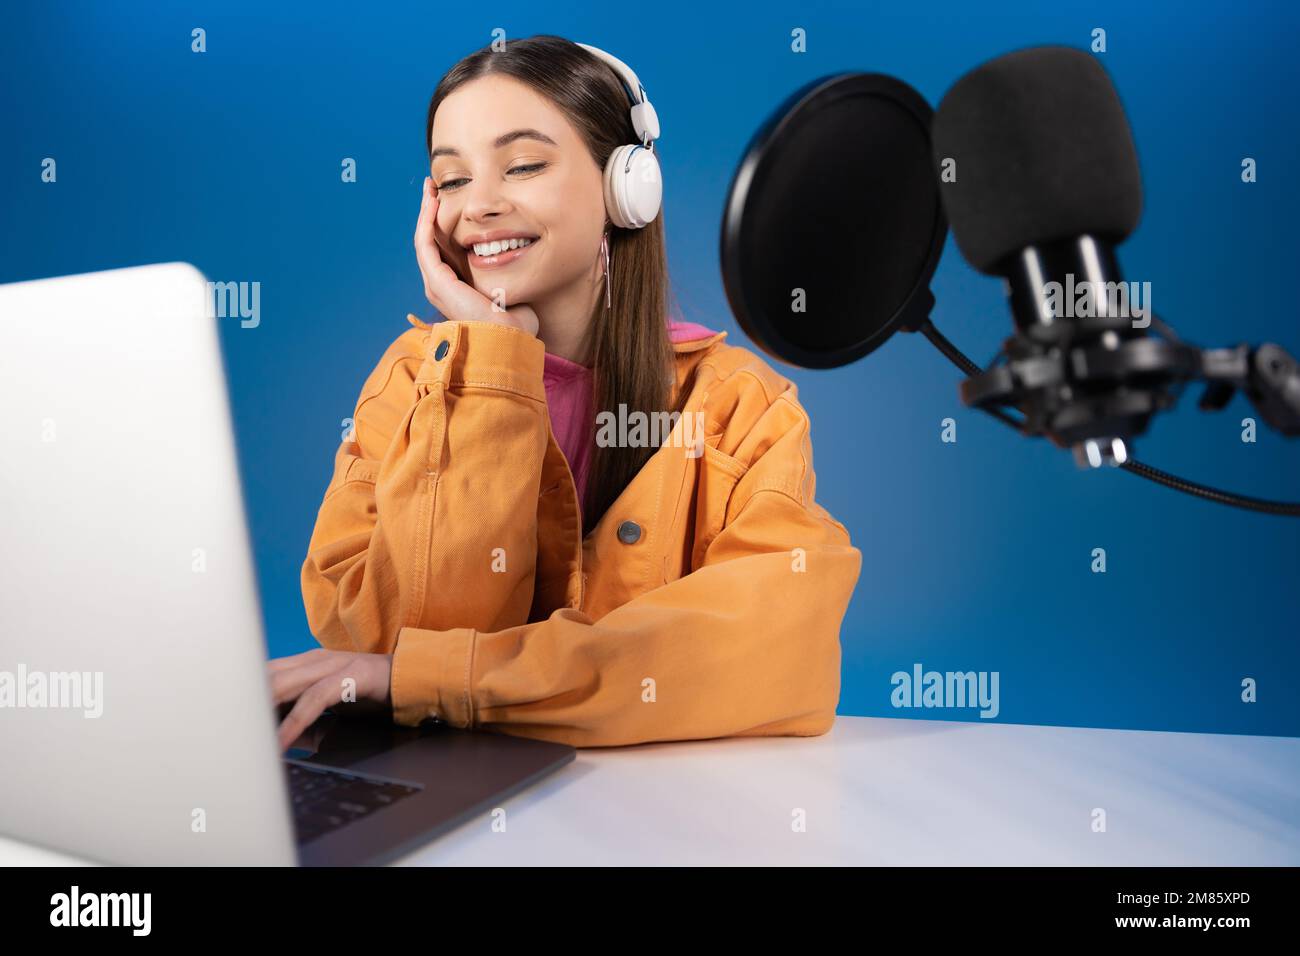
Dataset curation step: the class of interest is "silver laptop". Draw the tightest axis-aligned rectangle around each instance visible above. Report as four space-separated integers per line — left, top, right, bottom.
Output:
0 262 574 865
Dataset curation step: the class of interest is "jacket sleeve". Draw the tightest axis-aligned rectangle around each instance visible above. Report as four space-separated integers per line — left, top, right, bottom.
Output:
388 393 863 748
300 317 551 653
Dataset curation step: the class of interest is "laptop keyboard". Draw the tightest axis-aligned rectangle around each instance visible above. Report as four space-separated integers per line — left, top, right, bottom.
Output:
285 760 422 845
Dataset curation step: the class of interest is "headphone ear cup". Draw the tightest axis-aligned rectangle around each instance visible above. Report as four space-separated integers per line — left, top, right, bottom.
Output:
603 144 662 229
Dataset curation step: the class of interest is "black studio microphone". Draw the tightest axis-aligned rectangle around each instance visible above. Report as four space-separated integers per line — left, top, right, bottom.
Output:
930 45 1168 467
720 49 1300 515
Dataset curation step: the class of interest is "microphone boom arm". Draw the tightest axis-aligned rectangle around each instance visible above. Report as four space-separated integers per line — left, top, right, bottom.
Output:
905 312 1300 517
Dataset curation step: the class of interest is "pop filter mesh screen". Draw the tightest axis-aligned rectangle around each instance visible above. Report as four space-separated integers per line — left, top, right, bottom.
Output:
738 84 938 354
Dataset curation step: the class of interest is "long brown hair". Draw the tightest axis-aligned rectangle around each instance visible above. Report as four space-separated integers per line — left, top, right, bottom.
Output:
426 34 686 537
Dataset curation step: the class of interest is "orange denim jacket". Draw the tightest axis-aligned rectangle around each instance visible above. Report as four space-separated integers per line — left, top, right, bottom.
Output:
300 313 862 747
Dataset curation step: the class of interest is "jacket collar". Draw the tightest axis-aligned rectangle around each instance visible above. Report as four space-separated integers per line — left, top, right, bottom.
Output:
671 329 728 354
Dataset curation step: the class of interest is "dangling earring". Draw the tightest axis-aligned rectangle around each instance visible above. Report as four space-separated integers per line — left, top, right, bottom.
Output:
600 230 612 310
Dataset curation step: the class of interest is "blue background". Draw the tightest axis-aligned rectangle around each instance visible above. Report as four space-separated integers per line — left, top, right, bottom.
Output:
3 0 1296 737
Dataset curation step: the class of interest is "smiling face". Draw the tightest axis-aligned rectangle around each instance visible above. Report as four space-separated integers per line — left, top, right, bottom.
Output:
428 73 609 311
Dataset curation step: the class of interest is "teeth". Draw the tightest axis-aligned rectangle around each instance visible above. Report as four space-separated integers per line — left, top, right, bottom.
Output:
473 237 534 256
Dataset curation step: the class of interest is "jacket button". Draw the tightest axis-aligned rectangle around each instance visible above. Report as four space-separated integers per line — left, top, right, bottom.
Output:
434 340 450 360
617 520 641 544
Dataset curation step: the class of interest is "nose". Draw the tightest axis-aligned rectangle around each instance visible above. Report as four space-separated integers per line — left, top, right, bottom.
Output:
462 177 514 223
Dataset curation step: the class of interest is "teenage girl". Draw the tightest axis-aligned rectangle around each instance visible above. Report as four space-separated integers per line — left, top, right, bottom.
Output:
270 35 862 749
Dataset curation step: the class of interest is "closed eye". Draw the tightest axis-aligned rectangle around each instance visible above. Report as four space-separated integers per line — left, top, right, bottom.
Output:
437 162 548 192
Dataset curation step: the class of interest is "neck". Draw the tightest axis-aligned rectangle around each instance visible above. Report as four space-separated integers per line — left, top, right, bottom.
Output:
530 245 605 366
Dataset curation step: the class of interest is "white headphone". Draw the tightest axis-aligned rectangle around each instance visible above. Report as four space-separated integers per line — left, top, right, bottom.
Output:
575 42 662 230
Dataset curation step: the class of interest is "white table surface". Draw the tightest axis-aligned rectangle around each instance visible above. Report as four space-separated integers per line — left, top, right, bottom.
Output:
3 716 1297 866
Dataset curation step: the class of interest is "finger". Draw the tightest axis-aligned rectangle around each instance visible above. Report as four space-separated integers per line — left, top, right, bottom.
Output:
413 179 497 322
414 177 441 263
414 180 460 307
413 176 431 236
277 678 340 752
425 180 458 261
269 652 351 707
267 647 330 673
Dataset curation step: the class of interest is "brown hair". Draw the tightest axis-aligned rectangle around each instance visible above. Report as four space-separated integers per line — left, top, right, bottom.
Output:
425 34 686 537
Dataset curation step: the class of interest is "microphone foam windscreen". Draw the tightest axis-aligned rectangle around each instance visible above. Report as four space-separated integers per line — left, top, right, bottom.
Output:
931 46 1142 274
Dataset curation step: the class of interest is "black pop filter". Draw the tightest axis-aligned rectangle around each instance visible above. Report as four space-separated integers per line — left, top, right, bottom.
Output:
720 73 946 369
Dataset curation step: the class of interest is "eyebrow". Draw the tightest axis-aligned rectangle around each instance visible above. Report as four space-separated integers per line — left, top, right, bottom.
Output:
430 128 559 161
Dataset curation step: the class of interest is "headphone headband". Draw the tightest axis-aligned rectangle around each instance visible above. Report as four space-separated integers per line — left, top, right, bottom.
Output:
575 42 661 148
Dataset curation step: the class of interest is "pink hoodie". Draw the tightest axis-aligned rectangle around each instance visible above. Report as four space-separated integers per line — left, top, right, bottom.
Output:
542 319 719 520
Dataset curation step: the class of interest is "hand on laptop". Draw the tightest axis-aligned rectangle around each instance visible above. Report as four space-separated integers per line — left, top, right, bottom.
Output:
416 176 540 337
267 649 394 752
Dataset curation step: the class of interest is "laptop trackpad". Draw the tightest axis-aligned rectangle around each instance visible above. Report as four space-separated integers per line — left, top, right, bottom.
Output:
287 711 442 768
